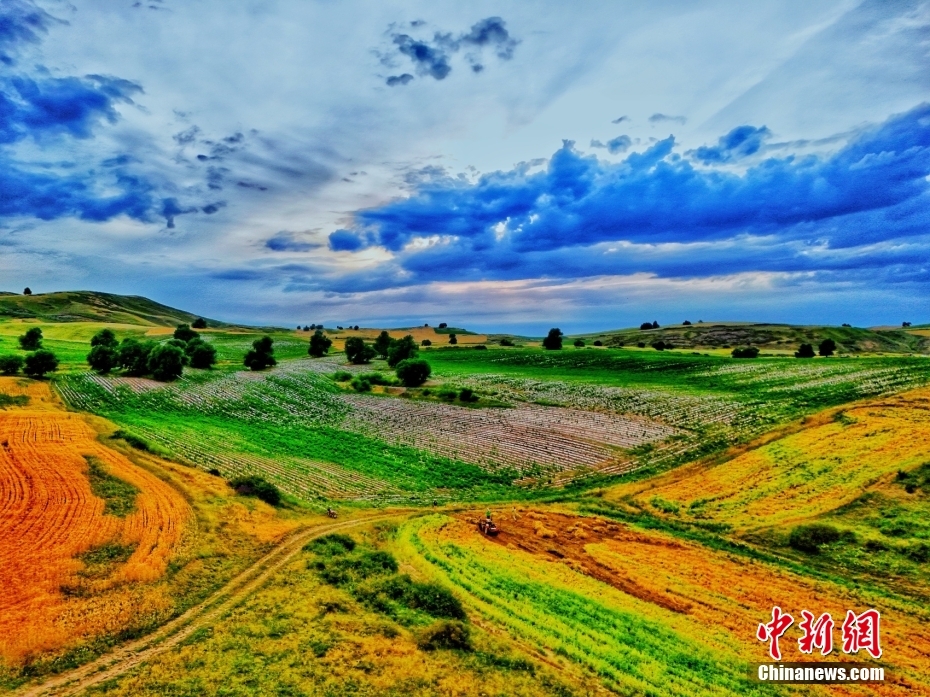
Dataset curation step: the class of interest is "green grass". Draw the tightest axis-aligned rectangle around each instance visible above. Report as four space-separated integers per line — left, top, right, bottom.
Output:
0 394 28 408
84 456 139 517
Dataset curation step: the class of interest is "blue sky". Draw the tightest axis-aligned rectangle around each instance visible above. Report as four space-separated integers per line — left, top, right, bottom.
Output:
1 0 928 331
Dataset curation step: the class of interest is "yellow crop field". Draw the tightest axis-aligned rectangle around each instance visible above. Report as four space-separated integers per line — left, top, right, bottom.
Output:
608 386 930 531
0 378 190 663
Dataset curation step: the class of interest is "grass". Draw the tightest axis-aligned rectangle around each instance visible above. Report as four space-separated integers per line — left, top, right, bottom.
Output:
84 456 140 517
0 394 28 408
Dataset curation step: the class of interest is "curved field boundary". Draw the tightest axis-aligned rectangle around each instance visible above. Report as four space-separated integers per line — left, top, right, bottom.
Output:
12 513 401 697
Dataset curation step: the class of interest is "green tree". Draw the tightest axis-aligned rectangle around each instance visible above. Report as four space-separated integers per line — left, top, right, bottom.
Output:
818 338 837 357
795 343 816 358
244 336 277 371
192 317 207 329
173 323 199 343
395 358 431 386
542 328 563 350
186 339 218 369
228 475 281 506
387 335 418 367
448 333 458 345
373 330 392 358
87 345 119 373
90 328 118 348
731 346 759 358
147 343 185 381
23 287 32 295
344 337 376 364
421 339 432 346
0 355 23 376
573 339 585 348
118 338 155 376
309 329 333 357
24 350 58 378
18 327 43 351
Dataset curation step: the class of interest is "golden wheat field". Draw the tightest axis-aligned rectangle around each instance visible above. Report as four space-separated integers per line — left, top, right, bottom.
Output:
0 378 190 662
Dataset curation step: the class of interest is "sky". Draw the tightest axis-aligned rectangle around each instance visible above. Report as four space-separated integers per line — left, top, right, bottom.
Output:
0 0 928 332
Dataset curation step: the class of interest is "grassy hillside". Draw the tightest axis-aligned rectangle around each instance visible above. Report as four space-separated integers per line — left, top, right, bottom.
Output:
575 321 929 354
0 291 219 327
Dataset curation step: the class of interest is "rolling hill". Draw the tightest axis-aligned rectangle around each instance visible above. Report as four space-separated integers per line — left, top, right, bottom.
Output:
0 291 220 327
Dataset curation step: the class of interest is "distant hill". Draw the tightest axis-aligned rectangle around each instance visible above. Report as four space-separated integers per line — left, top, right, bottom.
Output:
579 322 930 355
0 291 220 327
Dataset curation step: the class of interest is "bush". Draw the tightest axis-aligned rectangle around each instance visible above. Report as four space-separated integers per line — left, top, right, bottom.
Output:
345 337 376 364
351 377 372 392
24 350 58 378
192 317 207 329
87 344 119 373
795 343 816 358
683 320 692 325
818 338 837 357
147 343 185 381
396 358 431 387
387 335 418 367
637 342 646 348
309 329 333 357
90 329 118 349
593 340 603 346
0 355 24 375
111 429 154 452
173 324 199 343
373 331 392 359
418 620 472 651
186 339 218 369
228 475 281 506
437 387 457 401
244 336 277 371
473 344 487 350
18 327 43 351
306 533 356 555
788 524 843 554
573 339 585 348
458 387 478 403
332 371 352 382
651 341 667 351
118 338 155 376
731 346 759 358
542 328 563 350
499 338 514 346
448 333 457 345
421 339 432 346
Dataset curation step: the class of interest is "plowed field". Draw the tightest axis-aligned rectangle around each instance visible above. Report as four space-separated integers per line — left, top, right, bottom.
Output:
0 378 190 663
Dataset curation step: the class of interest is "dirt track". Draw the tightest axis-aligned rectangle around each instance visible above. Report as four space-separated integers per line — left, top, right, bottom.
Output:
13 514 397 697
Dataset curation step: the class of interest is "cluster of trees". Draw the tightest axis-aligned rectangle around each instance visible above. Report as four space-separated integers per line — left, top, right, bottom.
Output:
542 328 563 350
731 346 760 358
795 339 836 358
640 321 660 330
341 332 432 386
0 328 59 378
86 324 218 381
308 330 333 357
244 336 276 371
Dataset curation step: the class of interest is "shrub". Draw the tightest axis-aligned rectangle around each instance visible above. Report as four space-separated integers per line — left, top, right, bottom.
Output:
396 358 431 387
118 338 155 376
87 344 119 373
474 344 487 350
421 339 432 346
795 343 816 358
418 620 472 651
90 328 118 348
173 323 199 343
306 533 356 555
244 336 277 371
499 338 514 346
111 429 154 451
345 337 376 364
387 335 419 367
351 377 372 392
651 341 667 351
332 371 352 382
228 475 281 506
593 340 603 346
309 329 333 357
818 338 837 357
542 328 563 350
448 333 457 345
731 346 759 358
788 524 842 554
24 350 59 378
639 322 653 330
437 387 457 401
683 320 692 325
192 317 207 329
0 355 24 375
637 342 646 348
573 339 585 348
18 327 43 351
458 387 478 403
186 339 218 369
147 343 185 381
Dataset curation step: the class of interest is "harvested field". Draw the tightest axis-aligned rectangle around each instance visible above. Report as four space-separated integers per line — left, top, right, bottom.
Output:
0 379 190 663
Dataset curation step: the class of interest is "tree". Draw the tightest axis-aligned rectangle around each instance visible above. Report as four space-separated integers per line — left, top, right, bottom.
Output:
395 358 431 386
192 317 207 329
344 337 376 364
731 346 759 358
593 340 603 347
166 338 191 363
173 323 200 343
87 345 119 373
244 336 277 371
652 321 660 329
118 338 155 376
0 355 23 376
448 333 457 345
23 287 32 295
639 322 653 330
573 339 585 348
438 322 448 329
682 320 692 326
24 350 58 378
421 339 432 346
387 335 418 367
147 343 186 381
90 328 118 348
499 338 514 346
186 339 218 369
542 328 563 350
18 327 43 351
795 343 815 358
651 341 667 351
373 330 392 359
309 329 333 357
818 339 837 357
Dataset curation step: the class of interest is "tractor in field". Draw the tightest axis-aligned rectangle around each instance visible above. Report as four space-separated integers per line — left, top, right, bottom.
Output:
477 518 500 536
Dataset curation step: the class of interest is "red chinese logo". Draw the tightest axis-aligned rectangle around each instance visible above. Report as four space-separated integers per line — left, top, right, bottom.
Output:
842 609 882 659
757 606 794 660
798 610 834 655
757 607 881 660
